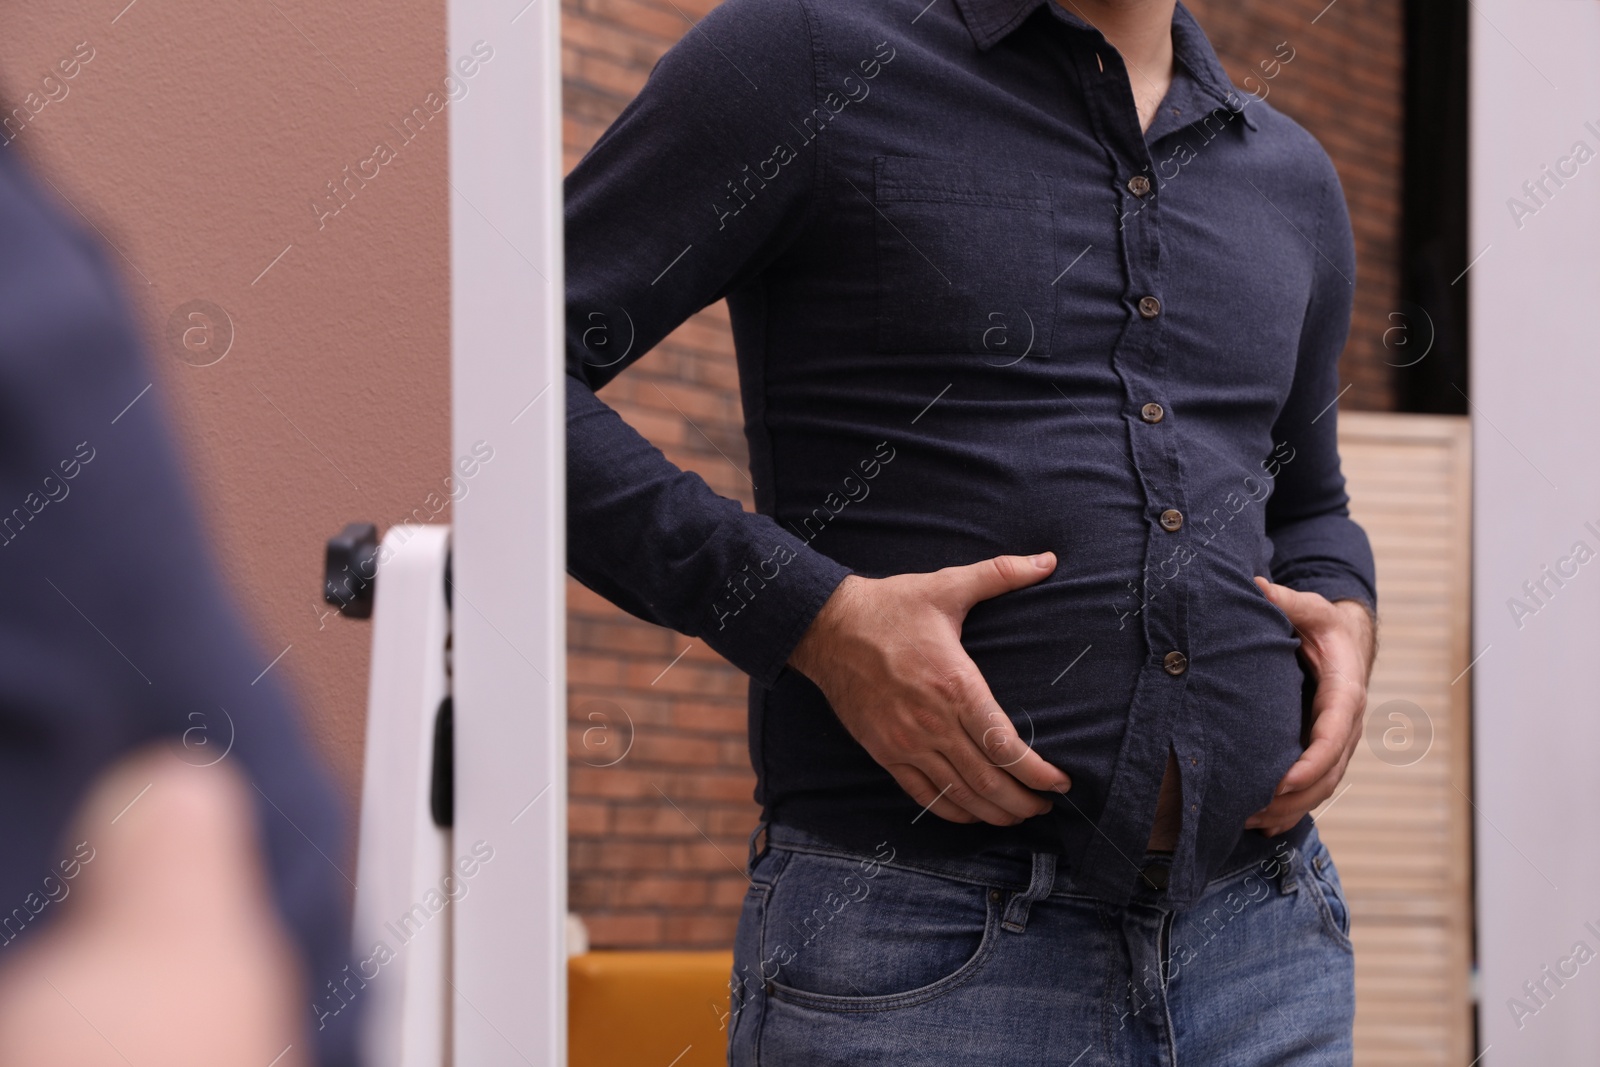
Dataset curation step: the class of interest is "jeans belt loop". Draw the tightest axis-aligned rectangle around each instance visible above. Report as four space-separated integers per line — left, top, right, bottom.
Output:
1002 852 1057 934
1278 841 1300 895
746 819 771 873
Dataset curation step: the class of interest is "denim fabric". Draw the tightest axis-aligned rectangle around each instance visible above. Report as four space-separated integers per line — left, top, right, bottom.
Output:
565 0 1378 905
727 821 1353 1065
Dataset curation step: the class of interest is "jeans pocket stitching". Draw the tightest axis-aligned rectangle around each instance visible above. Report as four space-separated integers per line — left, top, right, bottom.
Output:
765 881 1002 1014
727 882 769 1051
1303 845 1353 952
744 852 794 1065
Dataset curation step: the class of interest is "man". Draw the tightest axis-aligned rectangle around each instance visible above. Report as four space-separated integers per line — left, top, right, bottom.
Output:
566 0 1378 1062
0 135 359 1064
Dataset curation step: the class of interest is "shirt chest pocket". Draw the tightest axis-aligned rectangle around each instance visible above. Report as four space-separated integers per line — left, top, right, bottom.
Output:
872 155 1057 361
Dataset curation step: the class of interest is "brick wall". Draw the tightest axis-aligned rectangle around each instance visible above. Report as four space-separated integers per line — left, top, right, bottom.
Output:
1186 0 1401 410
561 0 1403 949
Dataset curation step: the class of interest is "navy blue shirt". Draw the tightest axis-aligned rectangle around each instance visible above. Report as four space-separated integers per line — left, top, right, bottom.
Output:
0 146 359 1061
565 0 1377 906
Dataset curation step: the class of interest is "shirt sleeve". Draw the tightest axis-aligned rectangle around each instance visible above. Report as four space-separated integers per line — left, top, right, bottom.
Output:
1264 159 1378 617
564 0 852 687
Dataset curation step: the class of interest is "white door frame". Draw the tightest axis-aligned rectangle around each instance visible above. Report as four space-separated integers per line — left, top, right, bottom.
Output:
1470 2 1600 1060
448 0 567 1061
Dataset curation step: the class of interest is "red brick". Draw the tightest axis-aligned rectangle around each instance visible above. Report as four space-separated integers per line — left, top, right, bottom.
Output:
579 0 685 44
568 617 676 657
636 377 735 423
571 838 675 872
570 880 613 912
567 652 626 688
568 688 672 730
562 13 670 69
662 912 740 948
568 799 612 835
710 877 752 909
583 912 665 948
612 802 709 837
706 807 760 837
668 839 753 876
613 876 714 908
569 765 658 800
625 658 748 698
569 49 650 100
669 700 747 733
650 769 757 805
628 732 726 767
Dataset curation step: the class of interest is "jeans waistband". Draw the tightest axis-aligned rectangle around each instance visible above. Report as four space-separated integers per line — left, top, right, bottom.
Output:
761 821 1177 903
758 820 1302 906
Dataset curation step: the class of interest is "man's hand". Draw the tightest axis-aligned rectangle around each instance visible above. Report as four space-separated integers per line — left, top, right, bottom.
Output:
788 553 1073 826
1245 577 1378 836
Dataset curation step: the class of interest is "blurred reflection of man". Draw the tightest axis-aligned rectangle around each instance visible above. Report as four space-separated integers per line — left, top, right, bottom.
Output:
0 133 359 1065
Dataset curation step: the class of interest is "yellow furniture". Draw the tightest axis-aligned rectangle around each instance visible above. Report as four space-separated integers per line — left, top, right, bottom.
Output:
569 951 734 1067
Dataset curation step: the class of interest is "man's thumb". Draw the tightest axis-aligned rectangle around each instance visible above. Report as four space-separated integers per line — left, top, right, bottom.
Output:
947 552 1057 607
1255 576 1317 621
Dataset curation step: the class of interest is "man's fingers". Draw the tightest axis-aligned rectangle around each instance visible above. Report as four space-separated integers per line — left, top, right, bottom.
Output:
1248 759 1346 833
892 764 978 824
917 751 1031 825
966 706 1072 792
1276 684 1363 795
941 552 1057 610
1246 580 1371 833
1254 576 1336 629
940 666 1068 813
940 742 1055 822
1274 736 1342 797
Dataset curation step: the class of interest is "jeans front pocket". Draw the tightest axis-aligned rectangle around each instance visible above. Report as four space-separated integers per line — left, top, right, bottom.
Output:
728 845 791 1063
759 848 1000 1013
873 155 1056 361
1303 830 1353 950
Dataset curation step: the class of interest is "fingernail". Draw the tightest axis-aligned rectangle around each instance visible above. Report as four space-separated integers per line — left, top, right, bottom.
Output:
1030 553 1054 569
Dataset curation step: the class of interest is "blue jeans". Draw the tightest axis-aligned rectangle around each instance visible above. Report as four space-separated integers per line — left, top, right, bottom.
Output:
727 821 1353 1065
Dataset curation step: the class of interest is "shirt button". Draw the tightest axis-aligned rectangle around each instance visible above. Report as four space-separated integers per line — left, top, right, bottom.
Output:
1163 650 1188 675
1138 295 1162 319
1127 174 1151 197
1159 508 1184 532
1140 402 1165 424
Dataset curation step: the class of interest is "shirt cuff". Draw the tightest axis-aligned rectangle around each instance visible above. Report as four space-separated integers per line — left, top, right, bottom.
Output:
699 539 853 689
1282 572 1376 618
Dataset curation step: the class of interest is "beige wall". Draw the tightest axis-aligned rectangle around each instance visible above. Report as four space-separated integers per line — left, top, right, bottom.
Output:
1 0 453 807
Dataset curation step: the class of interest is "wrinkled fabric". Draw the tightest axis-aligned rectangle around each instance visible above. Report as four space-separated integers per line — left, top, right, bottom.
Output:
565 0 1376 906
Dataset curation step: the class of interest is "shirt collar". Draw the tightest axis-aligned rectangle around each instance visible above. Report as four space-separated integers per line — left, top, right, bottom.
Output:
950 0 1258 131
